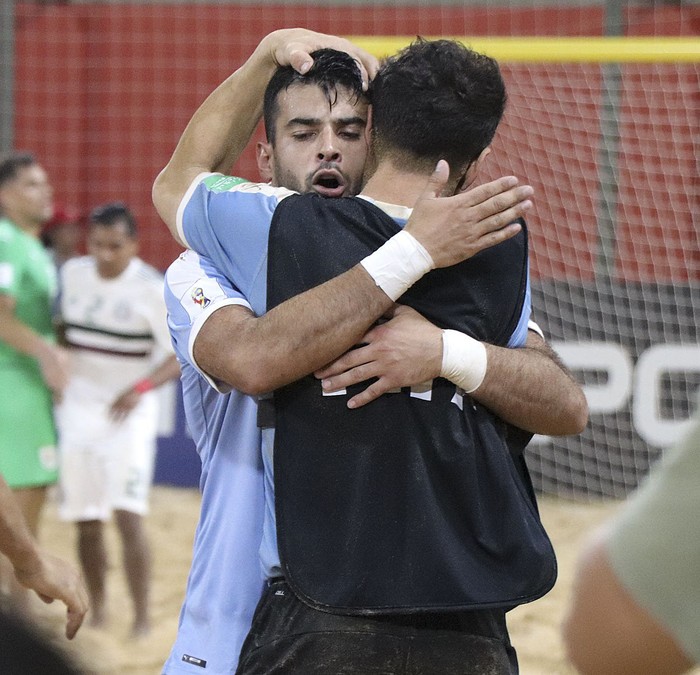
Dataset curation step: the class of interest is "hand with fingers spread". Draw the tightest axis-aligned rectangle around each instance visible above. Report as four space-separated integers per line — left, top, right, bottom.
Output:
262 28 379 89
404 160 533 270
316 305 443 409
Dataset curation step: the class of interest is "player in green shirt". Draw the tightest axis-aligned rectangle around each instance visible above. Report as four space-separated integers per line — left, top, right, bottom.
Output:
0 152 69 607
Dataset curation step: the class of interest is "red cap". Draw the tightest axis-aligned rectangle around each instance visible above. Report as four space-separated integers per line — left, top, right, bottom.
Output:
43 205 80 232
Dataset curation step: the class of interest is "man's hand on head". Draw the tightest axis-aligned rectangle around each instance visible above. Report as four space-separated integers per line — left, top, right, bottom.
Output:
261 28 379 89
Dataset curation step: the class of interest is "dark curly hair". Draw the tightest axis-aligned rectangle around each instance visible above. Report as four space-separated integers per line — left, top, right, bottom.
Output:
263 48 367 145
369 38 507 174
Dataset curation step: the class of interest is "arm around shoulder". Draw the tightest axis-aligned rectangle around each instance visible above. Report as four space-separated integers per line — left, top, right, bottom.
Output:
193 265 393 395
475 331 588 436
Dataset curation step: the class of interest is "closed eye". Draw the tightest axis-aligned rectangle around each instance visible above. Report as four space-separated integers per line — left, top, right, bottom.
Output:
292 131 316 141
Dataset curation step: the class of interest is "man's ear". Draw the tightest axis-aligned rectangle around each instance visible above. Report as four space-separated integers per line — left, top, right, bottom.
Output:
474 146 491 172
364 105 374 145
256 141 274 182
456 146 492 194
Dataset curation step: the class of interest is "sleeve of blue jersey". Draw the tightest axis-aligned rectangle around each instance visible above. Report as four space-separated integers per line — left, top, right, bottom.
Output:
164 250 251 388
179 178 282 304
506 265 533 348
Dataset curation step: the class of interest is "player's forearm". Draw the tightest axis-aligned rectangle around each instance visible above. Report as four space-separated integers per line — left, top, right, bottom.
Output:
0 307 53 361
0 475 41 573
199 266 394 395
176 42 272 176
473 336 588 436
138 354 181 391
152 42 276 236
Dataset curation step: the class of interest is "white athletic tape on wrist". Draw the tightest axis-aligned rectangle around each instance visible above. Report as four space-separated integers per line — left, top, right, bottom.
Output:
440 330 488 393
360 230 434 302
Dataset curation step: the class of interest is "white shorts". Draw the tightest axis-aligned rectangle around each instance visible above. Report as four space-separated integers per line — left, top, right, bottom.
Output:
56 391 158 521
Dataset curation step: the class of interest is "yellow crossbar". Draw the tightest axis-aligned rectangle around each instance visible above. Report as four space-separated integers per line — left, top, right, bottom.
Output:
346 36 700 63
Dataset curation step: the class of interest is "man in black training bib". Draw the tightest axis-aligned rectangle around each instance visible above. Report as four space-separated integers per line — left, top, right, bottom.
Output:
248 40 552 674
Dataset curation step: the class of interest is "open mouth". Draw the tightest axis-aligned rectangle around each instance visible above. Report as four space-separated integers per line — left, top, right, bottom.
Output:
312 170 346 198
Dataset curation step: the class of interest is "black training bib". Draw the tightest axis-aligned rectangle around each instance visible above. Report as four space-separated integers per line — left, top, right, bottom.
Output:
267 194 556 614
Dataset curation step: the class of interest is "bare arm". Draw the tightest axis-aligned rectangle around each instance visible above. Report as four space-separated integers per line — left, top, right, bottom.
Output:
316 305 587 435
562 530 694 675
476 332 588 435
194 166 534 394
196 266 392 395
109 354 181 422
0 294 69 399
0 474 88 639
152 28 379 242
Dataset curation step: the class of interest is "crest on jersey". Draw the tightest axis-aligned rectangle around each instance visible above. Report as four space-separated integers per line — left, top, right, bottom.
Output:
191 287 211 308
180 272 237 322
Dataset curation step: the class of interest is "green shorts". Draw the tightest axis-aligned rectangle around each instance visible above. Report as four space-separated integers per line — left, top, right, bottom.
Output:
0 364 58 488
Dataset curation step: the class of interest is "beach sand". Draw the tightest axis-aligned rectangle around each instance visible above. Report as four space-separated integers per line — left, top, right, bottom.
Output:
30 487 623 674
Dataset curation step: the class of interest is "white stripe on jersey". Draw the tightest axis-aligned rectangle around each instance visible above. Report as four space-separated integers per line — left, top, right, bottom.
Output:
59 255 173 398
165 249 251 394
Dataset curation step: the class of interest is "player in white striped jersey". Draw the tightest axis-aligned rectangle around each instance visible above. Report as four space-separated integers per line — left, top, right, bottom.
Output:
56 202 180 638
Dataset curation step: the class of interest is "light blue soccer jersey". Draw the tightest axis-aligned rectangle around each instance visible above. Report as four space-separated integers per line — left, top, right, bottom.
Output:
165 173 534 672
178 173 533 347
163 250 267 674
177 173 296 317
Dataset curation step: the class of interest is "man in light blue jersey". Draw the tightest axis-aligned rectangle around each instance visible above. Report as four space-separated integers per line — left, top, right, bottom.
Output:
156 29 588 673
159 32 380 674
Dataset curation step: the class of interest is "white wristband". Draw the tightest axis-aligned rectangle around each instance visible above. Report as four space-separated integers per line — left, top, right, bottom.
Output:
360 230 434 301
440 330 487 393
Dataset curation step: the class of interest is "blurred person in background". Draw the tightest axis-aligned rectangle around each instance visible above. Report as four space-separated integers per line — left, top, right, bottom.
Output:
0 151 69 611
0 608 84 674
41 205 83 271
55 201 180 638
563 399 700 675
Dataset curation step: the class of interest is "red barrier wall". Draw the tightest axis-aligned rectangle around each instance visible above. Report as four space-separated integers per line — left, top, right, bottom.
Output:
13 3 698 281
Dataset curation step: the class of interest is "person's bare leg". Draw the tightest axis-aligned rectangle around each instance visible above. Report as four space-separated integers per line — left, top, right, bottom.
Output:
114 509 151 638
4 486 48 611
12 485 46 537
77 519 108 627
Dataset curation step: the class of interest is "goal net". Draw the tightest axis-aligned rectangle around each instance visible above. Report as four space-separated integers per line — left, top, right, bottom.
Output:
489 57 699 498
6 1 698 496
